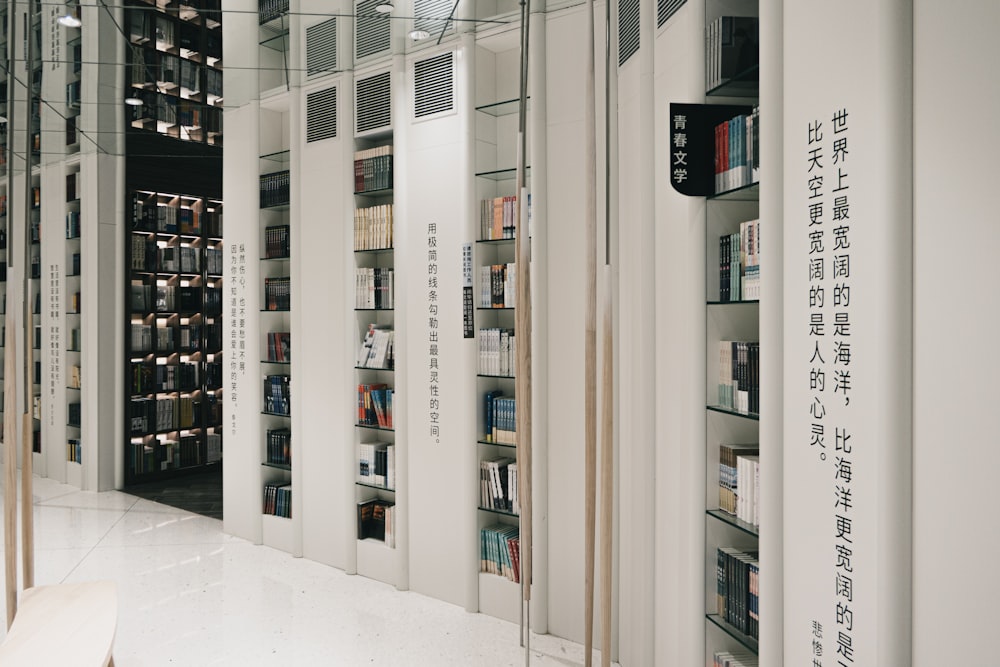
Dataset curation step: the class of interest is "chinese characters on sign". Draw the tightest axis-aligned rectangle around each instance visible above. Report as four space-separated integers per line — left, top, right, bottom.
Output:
462 242 473 339
229 244 247 435
805 108 854 666
428 224 440 443
49 265 60 426
671 113 689 186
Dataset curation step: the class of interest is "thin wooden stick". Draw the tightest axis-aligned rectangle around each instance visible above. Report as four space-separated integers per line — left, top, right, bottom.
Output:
582 0 598 663
514 2 533 659
599 269 614 667
4 309 18 628
20 0 36 593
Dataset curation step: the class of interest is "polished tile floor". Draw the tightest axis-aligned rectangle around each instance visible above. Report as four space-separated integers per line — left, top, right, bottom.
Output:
0 473 610 666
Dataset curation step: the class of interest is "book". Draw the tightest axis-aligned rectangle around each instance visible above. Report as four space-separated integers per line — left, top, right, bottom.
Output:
354 205 394 251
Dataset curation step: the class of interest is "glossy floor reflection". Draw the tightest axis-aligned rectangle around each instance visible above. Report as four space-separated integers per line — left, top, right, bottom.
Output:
0 474 613 666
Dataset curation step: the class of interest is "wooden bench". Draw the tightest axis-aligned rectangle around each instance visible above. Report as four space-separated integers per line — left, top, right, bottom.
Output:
0 581 117 666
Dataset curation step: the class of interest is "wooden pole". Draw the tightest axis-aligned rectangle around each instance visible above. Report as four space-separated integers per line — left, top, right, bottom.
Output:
4 310 17 628
20 0 35 592
582 0 598 664
599 269 614 667
515 0 532 660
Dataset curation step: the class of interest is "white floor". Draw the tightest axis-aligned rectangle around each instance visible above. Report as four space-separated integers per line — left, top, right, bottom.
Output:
0 474 613 666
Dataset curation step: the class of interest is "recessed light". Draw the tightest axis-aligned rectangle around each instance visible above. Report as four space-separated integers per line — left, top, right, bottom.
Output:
374 2 393 13
409 29 430 40
56 14 82 28
125 97 144 106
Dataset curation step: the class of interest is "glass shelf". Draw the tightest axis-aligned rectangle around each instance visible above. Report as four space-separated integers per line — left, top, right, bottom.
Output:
355 307 394 312
708 182 759 202
706 65 760 99
355 365 394 371
707 299 759 306
353 247 393 255
67 423 81 429
262 461 291 471
261 410 291 418
475 166 530 181
706 509 759 538
706 614 758 654
259 202 290 211
478 506 519 517
66 386 81 391
476 238 515 245
259 29 290 53
262 359 290 365
356 424 394 432
259 149 290 164
260 255 290 261
475 97 528 117
354 187 393 197
477 373 515 380
356 481 395 492
477 307 514 311
477 438 517 449
260 308 291 313
707 405 759 421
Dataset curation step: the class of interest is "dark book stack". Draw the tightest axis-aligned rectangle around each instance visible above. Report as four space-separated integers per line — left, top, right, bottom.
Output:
179 434 200 467
259 170 290 208
266 428 291 466
716 547 760 640
71 252 81 276
263 483 292 518
130 397 156 434
717 340 759 415
357 442 394 489
179 323 201 351
357 498 395 545
258 0 290 24
713 106 760 194
204 286 222 314
205 208 223 237
66 172 78 201
267 331 290 362
205 362 222 390
479 457 518 514
68 402 81 428
264 277 290 311
263 374 291 415
480 524 520 582
66 211 80 239
67 439 82 464
484 392 516 444
131 362 154 394
357 383 392 428
206 323 223 350
480 196 518 240
0 262 6 282
265 225 290 258
480 263 515 309
353 146 393 193
132 441 155 475
719 220 760 301
206 246 223 274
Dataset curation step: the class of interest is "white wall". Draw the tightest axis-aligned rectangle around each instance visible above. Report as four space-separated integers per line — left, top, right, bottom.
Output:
912 2 1000 664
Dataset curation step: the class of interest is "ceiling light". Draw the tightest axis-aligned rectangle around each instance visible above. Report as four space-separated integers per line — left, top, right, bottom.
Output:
374 2 394 13
125 96 144 106
56 14 82 28
409 29 431 40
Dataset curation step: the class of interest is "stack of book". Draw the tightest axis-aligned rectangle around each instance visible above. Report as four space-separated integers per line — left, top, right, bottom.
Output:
263 374 291 415
480 263 515 308
479 458 518 515
718 219 760 301
483 391 516 444
357 383 393 428
264 224 290 258
480 524 520 582
354 204 394 251
263 483 292 518
266 428 291 466
259 170 290 208
357 442 395 489
356 324 394 369
267 331 290 362
478 328 515 377
355 267 394 309
714 107 760 193
354 146 393 193
717 340 759 414
713 653 758 667
479 196 517 240
357 498 395 546
264 276 290 310
718 443 760 527
716 547 760 640
705 16 759 90
67 439 82 464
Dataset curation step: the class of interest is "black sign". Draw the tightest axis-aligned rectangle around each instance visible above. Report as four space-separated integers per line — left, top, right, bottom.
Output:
669 102 753 197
